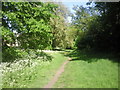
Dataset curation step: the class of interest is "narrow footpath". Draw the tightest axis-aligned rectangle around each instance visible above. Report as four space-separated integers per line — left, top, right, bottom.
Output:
43 58 72 88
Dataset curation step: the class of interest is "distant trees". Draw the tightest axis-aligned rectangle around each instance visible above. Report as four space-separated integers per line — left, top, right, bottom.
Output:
50 2 70 49
65 25 78 49
71 5 98 49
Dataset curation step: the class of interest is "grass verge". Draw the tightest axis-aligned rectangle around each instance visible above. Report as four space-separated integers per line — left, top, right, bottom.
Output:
27 51 68 88
1 50 68 88
53 50 119 88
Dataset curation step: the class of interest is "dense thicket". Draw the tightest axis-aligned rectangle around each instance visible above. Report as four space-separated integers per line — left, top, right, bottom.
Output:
73 2 120 52
94 2 120 52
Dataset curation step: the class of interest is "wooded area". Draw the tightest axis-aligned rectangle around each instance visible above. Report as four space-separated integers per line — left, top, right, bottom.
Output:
2 2 120 61
1 1 120 88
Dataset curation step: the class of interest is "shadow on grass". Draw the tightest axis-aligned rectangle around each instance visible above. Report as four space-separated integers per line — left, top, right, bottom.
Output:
38 51 53 61
52 48 72 52
2 48 53 62
63 49 119 63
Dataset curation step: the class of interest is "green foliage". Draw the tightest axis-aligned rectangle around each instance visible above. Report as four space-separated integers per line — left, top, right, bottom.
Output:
2 2 58 50
2 2 72 62
93 2 120 52
72 5 97 50
75 31 88 49
72 2 120 52
1 26 15 47
50 2 70 49
2 2 60 62
65 26 78 49
2 48 53 62
2 47 21 62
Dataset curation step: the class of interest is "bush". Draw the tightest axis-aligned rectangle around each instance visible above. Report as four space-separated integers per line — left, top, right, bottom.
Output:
2 47 20 62
75 32 93 50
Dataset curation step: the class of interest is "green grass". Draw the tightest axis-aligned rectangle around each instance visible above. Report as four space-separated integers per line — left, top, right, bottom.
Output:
27 51 68 88
53 50 119 88
2 50 68 88
2 50 119 88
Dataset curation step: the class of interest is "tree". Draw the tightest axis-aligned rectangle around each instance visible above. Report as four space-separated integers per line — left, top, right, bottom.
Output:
71 5 99 49
72 2 120 52
50 2 70 49
2 2 58 61
94 2 120 52
65 25 78 49
2 2 58 50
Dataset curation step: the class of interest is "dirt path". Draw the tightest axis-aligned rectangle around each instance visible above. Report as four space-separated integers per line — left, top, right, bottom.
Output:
43 57 71 88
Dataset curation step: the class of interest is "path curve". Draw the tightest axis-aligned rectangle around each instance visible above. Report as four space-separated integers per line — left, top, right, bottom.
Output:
43 57 72 88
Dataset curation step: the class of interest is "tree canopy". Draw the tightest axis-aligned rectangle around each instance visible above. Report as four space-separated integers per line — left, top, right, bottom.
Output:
72 2 120 52
2 2 58 50
2 2 120 62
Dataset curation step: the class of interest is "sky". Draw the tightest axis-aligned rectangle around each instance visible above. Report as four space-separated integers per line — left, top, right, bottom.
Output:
62 2 88 13
61 1 91 23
